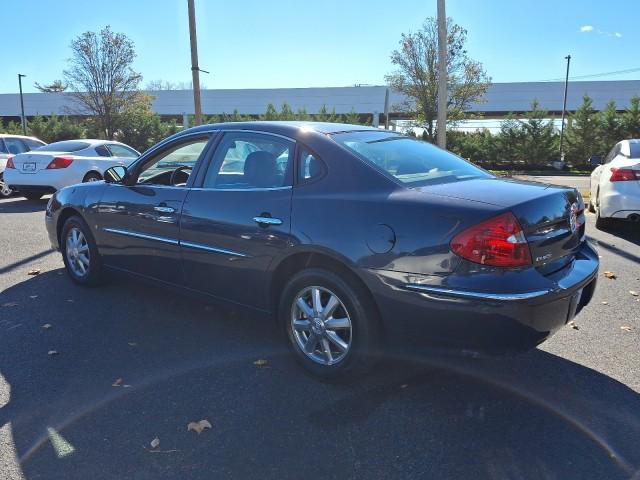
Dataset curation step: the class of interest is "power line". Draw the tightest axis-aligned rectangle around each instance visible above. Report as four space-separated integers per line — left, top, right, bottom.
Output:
537 66 640 82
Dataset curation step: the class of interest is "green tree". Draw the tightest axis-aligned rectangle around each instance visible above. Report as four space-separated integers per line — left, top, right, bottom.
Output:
344 108 360 124
517 100 557 165
386 17 491 143
263 103 279 120
0 119 22 135
565 95 599 165
279 102 295 120
597 101 623 154
64 26 142 139
496 115 525 166
115 93 175 152
296 108 310 121
620 96 640 139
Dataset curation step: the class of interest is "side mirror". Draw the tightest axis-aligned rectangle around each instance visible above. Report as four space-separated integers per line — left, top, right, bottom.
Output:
104 165 128 184
589 156 603 166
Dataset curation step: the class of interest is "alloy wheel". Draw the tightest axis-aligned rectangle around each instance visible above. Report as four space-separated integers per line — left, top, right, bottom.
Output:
66 227 90 277
291 286 352 366
0 179 12 197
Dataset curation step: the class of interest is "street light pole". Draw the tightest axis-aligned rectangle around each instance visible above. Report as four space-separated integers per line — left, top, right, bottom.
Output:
18 74 27 135
436 0 447 148
559 54 571 161
187 0 203 126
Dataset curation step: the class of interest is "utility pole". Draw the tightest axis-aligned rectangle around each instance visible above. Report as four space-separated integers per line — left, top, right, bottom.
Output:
559 54 571 160
187 0 202 126
18 74 27 135
436 0 447 148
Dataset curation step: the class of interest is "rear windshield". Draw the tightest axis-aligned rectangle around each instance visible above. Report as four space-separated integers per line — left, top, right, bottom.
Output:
332 131 492 186
35 140 90 152
629 143 640 159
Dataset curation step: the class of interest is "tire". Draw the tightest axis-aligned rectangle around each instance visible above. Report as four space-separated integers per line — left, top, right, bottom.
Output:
22 190 43 201
595 190 612 229
83 171 102 183
587 198 595 213
279 268 380 380
0 175 12 197
60 215 104 286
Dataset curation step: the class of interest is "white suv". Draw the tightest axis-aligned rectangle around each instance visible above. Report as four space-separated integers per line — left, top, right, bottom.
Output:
0 134 46 197
589 139 640 228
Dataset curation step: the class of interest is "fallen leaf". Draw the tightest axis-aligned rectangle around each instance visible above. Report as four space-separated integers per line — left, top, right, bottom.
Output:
27 269 41 276
42 323 52 329
620 326 633 332
187 419 212 434
601 301 608 305
48 350 58 356
112 378 123 387
150 437 160 449
1 302 18 307
253 359 269 367
568 321 579 330
603 271 616 279
630 291 639 297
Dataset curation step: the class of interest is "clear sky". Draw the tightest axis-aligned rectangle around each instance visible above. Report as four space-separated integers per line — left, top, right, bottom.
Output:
2 0 638 94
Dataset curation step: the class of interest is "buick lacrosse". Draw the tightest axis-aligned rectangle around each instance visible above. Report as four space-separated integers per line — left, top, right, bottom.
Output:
45 122 598 378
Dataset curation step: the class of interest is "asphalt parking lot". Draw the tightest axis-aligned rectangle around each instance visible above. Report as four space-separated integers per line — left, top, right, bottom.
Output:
1 193 639 480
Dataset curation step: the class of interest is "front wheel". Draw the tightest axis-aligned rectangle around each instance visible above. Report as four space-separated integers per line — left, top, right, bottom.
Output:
280 268 380 380
61 215 104 286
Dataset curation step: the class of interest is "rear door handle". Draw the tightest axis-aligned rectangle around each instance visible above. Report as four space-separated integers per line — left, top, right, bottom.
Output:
254 216 282 226
154 205 175 214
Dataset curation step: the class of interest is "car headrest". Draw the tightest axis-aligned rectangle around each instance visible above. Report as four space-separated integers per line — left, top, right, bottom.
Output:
244 151 279 187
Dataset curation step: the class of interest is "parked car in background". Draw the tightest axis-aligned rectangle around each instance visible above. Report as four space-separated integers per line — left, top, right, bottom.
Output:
0 134 46 197
4 139 139 200
589 139 640 228
44 122 598 379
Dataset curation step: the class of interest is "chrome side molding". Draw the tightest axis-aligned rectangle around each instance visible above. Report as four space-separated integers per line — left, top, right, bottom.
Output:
401 283 552 301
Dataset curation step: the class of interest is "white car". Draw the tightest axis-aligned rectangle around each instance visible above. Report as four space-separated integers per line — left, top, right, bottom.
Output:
589 139 640 228
0 134 46 197
4 139 139 200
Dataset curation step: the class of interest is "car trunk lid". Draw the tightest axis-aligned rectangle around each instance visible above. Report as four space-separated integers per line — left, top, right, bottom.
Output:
11 152 59 173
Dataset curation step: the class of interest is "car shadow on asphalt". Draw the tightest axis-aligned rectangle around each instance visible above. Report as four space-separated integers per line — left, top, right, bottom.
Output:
0 270 639 479
0 197 49 214
593 219 640 247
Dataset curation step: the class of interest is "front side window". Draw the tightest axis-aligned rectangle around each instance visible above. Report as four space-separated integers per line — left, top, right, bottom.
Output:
138 138 210 186
203 132 293 189
332 131 492 187
108 144 139 158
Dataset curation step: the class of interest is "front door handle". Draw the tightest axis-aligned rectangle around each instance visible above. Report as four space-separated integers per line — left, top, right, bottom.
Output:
154 205 175 214
254 216 282 226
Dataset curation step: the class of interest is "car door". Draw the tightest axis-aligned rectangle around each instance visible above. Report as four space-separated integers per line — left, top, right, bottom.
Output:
179 131 295 309
94 134 214 283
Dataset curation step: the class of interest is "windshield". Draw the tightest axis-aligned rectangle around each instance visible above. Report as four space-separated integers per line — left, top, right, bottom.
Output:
333 130 492 186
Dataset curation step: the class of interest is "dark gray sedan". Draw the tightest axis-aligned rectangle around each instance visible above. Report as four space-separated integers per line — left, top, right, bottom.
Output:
45 122 598 378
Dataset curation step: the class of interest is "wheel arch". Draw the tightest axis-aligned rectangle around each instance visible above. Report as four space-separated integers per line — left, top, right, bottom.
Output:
268 248 385 336
56 207 84 246
82 170 103 182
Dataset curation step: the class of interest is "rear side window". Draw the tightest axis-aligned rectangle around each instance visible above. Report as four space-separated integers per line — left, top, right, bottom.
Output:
629 143 640 159
332 131 491 187
95 145 111 157
36 140 90 152
299 149 324 182
23 138 45 150
3 138 29 154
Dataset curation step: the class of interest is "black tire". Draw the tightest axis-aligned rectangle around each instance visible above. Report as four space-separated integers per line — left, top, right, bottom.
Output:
279 268 380 380
595 191 612 230
22 190 43 201
60 215 104 286
83 171 102 183
587 197 595 213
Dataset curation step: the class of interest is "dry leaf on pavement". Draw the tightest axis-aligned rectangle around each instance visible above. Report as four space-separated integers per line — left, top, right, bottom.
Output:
42 323 52 329
187 420 212 434
48 350 58 356
568 321 579 330
27 269 41 276
620 326 633 332
601 301 608 305
630 291 639 297
1 302 18 307
603 271 616 279
112 378 123 387
150 437 160 449
253 359 269 367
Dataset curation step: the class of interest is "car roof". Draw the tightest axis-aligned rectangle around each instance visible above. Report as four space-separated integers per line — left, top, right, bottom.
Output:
0 134 45 141
181 121 383 136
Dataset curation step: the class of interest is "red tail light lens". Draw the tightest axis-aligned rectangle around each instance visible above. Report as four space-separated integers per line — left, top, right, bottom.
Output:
46 156 74 169
450 211 532 267
5 156 15 169
609 167 639 182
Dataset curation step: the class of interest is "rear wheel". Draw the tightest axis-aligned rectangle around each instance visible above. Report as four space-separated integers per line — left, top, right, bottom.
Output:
61 215 104 286
280 268 379 380
83 171 102 183
595 190 612 229
22 190 43 201
0 175 12 197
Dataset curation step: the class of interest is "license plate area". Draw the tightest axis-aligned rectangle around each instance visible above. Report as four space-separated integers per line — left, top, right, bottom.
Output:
22 162 36 172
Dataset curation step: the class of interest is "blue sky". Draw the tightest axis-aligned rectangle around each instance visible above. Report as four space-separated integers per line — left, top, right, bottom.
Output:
2 0 638 93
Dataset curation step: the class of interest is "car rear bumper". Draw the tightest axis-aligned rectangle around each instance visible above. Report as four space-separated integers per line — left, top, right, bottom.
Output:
362 241 598 355
4 168 82 191
600 189 640 218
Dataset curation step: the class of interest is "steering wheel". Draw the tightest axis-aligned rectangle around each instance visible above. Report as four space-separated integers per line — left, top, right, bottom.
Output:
169 165 193 186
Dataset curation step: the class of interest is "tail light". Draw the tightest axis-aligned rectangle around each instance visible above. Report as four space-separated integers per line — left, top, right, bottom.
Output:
5 156 15 169
609 167 640 182
46 156 74 169
450 211 532 267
